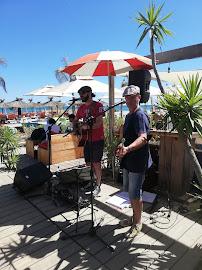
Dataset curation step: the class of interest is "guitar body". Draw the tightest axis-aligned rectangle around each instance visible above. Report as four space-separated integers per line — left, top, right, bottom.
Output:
77 129 88 147
76 101 97 147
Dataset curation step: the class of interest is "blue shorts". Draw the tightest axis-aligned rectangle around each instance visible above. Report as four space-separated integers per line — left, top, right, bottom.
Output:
123 169 145 200
84 140 104 163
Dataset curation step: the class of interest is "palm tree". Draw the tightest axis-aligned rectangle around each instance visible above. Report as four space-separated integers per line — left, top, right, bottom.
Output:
55 55 70 83
131 1 175 93
158 74 202 185
54 55 77 114
0 57 7 92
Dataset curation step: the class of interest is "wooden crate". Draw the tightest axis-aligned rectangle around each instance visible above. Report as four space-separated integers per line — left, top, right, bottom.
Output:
26 139 42 159
37 133 84 165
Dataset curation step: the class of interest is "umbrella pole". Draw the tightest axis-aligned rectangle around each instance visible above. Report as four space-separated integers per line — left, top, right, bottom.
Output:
72 93 75 114
121 103 123 118
108 75 115 180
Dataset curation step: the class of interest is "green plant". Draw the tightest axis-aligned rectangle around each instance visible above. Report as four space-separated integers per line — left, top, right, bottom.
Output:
0 126 21 170
60 124 68 133
22 124 45 138
60 117 67 123
103 115 124 169
131 1 175 93
158 74 202 185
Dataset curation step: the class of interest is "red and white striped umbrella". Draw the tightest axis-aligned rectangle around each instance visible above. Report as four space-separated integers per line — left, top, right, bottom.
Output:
62 51 153 76
61 51 153 170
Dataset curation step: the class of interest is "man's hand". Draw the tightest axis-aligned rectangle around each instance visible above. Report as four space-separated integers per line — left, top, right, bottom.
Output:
113 144 129 158
118 146 129 159
113 145 119 156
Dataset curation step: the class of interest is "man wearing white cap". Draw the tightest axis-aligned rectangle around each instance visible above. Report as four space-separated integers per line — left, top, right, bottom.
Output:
114 85 152 237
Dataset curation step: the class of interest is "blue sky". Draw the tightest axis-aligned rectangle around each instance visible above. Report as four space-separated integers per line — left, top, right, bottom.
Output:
0 0 201 103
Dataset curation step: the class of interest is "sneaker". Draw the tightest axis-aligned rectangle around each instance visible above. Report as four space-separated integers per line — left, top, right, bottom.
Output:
93 185 101 197
126 223 142 238
119 217 133 227
80 181 91 191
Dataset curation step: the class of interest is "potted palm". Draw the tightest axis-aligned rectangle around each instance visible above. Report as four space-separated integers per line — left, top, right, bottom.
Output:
132 1 201 196
157 74 202 195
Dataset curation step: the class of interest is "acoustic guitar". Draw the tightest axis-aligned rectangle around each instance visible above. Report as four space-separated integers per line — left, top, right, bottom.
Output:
75 123 88 147
75 101 97 147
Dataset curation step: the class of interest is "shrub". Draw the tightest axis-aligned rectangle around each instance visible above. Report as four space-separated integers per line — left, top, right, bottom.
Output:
0 126 21 170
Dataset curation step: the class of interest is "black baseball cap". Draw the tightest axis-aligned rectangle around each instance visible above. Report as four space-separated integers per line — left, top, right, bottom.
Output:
78 86 96 97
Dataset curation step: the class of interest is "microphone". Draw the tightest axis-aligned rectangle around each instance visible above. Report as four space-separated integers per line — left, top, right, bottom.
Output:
69 97 81 102
121 138 126 150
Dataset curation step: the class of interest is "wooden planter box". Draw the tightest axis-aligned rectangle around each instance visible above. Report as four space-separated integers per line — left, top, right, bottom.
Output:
37 133 84 165
26 138 42 159
150 130 196 197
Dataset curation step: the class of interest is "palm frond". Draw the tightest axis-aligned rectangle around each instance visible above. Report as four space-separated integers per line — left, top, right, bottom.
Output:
55 68 69 83
159 12 174 23
0 57 7 67
136 11 151 25
154 3 165 21
137 28 149 47
0 77 7 93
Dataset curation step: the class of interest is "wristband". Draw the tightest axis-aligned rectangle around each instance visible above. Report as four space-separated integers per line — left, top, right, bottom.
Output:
127 146 131 152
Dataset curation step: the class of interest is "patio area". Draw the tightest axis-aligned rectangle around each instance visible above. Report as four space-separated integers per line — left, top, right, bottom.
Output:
0 145 201 270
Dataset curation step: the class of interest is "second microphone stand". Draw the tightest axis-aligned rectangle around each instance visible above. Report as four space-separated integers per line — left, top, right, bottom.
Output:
46 98 78 195
66 100 125 252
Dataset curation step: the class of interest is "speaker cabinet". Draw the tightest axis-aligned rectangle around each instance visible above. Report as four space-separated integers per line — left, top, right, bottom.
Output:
129 70 151 103
14 162 52 193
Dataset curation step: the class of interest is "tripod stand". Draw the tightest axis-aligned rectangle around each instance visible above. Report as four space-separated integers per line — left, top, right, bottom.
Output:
61 100 125 252
61 116 113 251
149 182 172 218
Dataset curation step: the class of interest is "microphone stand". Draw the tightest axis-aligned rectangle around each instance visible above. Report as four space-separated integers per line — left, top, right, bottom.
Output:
64 100 125 252
46 98 78 195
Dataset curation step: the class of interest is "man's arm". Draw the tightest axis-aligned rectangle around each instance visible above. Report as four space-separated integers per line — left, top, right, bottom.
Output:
118 133 147 159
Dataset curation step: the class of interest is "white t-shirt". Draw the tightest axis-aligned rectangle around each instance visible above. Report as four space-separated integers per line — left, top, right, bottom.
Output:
44 124 60 139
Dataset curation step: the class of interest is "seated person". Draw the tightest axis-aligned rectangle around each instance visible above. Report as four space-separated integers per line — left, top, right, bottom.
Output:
69 114 75 123
39 118 61 149
65 114 75 132
44 118 61 138
0 120 5 127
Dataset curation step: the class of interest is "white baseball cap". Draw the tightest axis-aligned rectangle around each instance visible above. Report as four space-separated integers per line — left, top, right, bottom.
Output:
122 85 140 97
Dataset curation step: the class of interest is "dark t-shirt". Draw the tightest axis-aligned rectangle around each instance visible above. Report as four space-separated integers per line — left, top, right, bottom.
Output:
122 107 152 173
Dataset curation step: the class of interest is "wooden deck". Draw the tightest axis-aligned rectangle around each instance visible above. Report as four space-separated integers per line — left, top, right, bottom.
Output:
0 146 201 270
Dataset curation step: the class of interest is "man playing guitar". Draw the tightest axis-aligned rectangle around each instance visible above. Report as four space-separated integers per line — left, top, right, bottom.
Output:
73 86 105 197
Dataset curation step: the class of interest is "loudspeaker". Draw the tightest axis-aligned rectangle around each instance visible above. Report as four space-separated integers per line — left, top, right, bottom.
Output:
14 162 52 193
129 70 151 103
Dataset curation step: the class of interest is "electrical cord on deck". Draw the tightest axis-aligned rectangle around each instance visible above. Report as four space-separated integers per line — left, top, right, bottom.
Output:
149 199 188 230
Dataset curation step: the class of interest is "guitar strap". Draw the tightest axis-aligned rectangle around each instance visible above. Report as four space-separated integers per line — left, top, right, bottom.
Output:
87 101 97 119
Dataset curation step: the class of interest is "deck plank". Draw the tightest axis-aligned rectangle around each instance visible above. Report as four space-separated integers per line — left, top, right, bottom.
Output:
0 148 201 270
